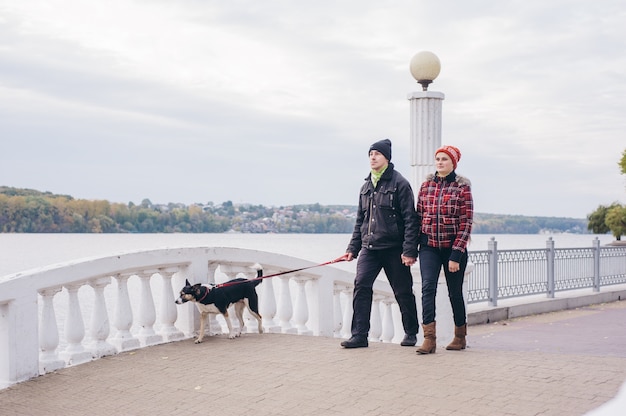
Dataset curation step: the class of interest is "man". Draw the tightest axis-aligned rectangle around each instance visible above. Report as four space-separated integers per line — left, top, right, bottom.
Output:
340 138 420 348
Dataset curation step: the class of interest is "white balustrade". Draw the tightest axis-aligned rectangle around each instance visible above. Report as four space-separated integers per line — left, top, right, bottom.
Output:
136 271 162 346
38 288 64 373
369 295 383 342
158 268 184 342
59 283 92 365
87 277 116 358
0 246 398 389
391 303 404 344
332 286 344 336
111 273 140 352
380 299 395 343
277 275 296 334
205 262 221 335
219 263 256 334
292 275 312 335
340 288 353 339
259 268 280 333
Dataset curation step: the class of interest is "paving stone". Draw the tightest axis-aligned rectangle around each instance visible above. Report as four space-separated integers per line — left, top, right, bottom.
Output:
1 301 625 416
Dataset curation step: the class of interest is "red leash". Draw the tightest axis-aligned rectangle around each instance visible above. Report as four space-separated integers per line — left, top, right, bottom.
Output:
215 255 348 288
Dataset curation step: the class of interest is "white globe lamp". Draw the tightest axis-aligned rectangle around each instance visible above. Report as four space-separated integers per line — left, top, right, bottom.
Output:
409 51 441 91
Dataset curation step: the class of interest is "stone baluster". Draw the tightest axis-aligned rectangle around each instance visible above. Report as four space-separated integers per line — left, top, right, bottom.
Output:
259 267 280 333
391 303 404 344
241 263 263 333
333 286 343 337
220 264 247 334
38 288 65 373
206 262 219 284
340 287 353 339
205 262 221 335
87 277 116 358
380 299 394 343
159 268 184 342
369 294 384 342
59 283 93 365
292 275 312 335
277 275 296 334
111 273 140 351
136 271 162 346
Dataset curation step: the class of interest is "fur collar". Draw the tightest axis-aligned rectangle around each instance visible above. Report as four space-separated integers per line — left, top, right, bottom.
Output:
426 171 471 186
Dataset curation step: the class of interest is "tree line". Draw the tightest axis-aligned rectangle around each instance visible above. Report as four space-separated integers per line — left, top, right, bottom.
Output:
0 187 353 233
0 186 596 235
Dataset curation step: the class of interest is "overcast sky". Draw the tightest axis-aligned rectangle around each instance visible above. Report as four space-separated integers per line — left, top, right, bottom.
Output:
1 0 625 219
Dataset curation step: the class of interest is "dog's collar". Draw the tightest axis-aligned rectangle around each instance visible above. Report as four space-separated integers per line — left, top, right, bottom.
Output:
197 286 210 302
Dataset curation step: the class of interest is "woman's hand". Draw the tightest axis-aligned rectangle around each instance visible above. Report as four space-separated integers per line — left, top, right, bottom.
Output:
448 260 460 273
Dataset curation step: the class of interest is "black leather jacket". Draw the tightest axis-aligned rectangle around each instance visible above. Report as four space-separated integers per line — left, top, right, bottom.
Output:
347 162 419 258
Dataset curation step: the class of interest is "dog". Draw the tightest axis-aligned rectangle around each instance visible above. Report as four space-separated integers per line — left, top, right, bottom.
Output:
175 271 263 343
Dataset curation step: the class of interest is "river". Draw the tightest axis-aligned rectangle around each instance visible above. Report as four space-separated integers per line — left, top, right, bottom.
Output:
0 233 616 278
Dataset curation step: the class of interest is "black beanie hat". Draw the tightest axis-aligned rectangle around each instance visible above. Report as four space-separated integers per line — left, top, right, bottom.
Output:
369 139 392 161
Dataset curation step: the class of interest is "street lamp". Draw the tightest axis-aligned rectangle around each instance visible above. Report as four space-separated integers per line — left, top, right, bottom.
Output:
407 51 444 193
410 51 441 91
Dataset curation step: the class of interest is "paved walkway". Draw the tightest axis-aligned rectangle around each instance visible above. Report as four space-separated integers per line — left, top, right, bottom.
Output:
1 301 626 416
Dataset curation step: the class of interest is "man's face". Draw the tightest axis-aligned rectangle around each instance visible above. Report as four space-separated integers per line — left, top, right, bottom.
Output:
369 150 388 172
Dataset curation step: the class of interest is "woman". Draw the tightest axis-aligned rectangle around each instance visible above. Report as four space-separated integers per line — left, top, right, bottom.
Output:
415 145 473 354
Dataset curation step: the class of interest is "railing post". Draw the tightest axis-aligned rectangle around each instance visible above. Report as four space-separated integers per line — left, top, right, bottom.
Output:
593 237 601 292
546 237 555 298
380 299 394 343
292 275 312 335
488 237 498 306
259 267 281 333
59 283 92 366
333 286 343 337
340 287 353 339
87 277 116 358
277 275 296 334
136 272 162 346
111 273 140 352
38 288 65 373
391 303 405 344
0 293 39 387
369 295 383 342
305 273 334 337
158 268 185 342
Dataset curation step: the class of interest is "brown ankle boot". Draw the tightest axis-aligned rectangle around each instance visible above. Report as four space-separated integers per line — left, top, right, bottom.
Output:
416 322 436 354
446 324 467 350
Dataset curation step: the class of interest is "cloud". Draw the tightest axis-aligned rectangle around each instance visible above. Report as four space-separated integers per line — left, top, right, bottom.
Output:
1 0 625 218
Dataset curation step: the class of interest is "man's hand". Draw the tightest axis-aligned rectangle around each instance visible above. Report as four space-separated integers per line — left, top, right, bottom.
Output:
401 255 416 267
340 252 354 262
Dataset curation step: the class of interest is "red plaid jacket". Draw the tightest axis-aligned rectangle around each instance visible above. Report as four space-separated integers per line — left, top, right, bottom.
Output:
416 172 473 262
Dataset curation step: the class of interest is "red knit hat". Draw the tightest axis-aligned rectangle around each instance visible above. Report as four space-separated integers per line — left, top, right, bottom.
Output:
435 145 461 169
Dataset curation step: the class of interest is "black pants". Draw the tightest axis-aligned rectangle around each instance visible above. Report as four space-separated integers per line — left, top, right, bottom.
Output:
419 245 468 327
351 247 418 337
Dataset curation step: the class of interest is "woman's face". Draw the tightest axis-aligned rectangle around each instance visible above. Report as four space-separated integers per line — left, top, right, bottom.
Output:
435 152 454 176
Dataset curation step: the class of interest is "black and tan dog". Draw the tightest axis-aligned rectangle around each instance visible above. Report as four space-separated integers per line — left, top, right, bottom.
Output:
175 273 263 343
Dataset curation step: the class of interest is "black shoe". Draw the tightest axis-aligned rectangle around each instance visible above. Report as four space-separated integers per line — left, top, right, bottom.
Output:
400 334 417 346
341 336 368 348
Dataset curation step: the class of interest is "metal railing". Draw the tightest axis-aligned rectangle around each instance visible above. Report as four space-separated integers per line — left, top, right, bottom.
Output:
467 237 626 305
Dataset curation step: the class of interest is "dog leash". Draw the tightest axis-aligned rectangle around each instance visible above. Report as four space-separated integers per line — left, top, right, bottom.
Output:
214 255 348 288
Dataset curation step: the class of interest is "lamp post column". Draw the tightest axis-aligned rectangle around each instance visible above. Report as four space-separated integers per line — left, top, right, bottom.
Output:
408 90 445 192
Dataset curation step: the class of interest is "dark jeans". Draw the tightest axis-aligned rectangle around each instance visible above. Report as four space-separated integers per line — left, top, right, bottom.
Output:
351 247 418 337
419 245 468 327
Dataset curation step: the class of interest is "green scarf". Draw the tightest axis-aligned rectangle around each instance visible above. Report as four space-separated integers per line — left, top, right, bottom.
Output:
371 165 388 187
